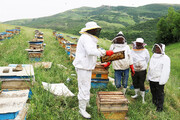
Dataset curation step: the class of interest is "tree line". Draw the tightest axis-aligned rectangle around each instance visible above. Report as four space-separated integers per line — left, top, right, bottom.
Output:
156 7 180 44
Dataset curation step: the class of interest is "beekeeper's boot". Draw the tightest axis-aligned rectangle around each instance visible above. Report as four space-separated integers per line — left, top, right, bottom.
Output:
123 88 127 95
79 100 91 119
140 91 145 104
131 89 140 98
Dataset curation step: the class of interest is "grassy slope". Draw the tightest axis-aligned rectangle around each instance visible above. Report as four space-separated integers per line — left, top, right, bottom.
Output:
0 24 179 120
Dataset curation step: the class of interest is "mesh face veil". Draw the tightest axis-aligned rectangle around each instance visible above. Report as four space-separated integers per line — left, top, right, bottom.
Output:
86 28 101 37
112 36 126 44
152 43 165 54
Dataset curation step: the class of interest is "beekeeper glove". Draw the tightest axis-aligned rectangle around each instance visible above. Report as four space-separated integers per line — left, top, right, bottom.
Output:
102 62 111 68
98 48 106 56
130 64 135 76
106 50 114 56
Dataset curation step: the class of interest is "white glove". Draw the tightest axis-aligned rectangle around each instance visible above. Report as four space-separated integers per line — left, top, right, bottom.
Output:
98 48 106 57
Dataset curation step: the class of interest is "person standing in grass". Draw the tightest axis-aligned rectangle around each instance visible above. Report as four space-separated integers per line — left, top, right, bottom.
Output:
147 43 170 112
131 38 150 104
103 31 135 95
73 21 113 119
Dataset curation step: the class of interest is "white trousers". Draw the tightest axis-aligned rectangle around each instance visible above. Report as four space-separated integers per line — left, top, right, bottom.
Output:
76 68 92 101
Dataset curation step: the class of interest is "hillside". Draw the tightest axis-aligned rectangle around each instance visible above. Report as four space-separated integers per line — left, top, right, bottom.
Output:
4 4 180 44
0 23 179 120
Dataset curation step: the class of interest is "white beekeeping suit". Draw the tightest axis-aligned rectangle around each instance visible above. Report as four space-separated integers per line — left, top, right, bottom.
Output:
131 38 150 103
73 21 109 119
147 43 170 112
147 44 170 85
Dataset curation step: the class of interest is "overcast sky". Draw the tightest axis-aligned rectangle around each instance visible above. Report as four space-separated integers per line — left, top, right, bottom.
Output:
0 0 180 22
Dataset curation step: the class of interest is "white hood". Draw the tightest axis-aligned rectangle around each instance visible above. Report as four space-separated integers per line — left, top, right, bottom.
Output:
152 43 165 55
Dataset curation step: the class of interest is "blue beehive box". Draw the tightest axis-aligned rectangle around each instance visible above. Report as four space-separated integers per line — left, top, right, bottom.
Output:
0 111 19 120
91 79 109 88
29 57 41 61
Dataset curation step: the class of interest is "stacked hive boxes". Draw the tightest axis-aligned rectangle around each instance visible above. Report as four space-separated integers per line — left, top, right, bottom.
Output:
0 64 35 119
91 63 109 88
26 30 45 61
96 91 129 120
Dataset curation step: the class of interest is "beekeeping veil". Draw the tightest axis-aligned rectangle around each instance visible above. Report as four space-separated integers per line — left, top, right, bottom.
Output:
112 31 126 44
152 43 165 55
79 21 101 37
132 38 147 49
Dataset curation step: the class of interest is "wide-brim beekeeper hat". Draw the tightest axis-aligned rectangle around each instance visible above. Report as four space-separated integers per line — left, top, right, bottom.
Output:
80 21 101 33
135 38 144 43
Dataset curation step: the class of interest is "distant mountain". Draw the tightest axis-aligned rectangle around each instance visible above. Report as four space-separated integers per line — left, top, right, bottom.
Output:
4 4 180 43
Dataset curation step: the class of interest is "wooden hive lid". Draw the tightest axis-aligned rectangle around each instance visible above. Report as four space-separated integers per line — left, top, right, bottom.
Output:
97 91 128 104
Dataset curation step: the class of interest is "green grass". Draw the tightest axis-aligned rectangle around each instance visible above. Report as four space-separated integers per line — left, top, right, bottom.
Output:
0 23 179 120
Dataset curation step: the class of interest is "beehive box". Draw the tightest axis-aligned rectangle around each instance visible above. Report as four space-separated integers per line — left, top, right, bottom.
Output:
28 52 43 58
6 29 16 34
15 27 21 30
0 65 35 90
29 42 44 50
0 90 29 120
92 64 109 79
62 40 68 48
91 79 109 88
70 44 77 54
70 53 75 61
96 91 128 120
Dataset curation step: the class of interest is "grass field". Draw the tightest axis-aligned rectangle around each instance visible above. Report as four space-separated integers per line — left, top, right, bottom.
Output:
0 23 179 120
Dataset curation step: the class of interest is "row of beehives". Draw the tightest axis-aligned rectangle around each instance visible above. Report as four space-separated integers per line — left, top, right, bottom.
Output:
25 30 46 61
53 31 129 120
53 31 77 61
53 30 78 41
0 64 35 120
0 27 21 41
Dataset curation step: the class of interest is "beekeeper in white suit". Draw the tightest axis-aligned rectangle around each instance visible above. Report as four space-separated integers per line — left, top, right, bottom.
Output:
131 38 150 103
73 21 114 118
147 43 170 112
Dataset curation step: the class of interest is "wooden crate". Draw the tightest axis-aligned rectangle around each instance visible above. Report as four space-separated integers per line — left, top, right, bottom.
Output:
96 91 128 120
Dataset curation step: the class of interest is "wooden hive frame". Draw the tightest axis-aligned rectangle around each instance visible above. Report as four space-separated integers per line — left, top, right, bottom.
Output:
96 91 128 120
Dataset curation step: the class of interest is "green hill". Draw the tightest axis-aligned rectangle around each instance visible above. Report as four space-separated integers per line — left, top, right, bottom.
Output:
4 4 180 44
